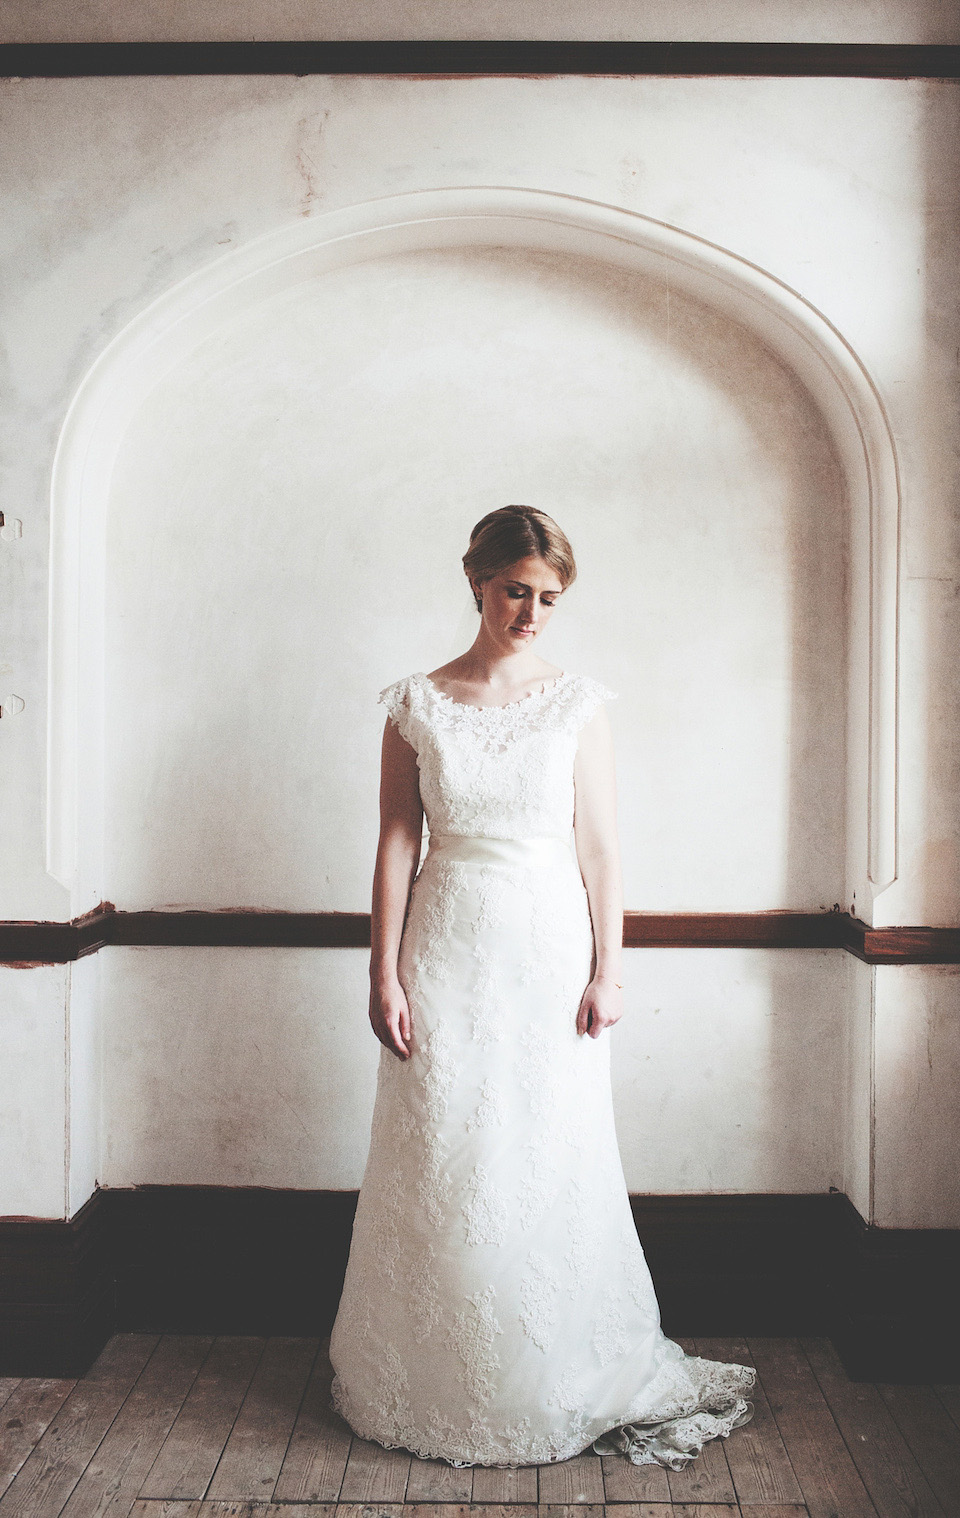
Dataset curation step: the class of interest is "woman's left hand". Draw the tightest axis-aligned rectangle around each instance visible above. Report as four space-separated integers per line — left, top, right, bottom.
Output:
576 975 623 1038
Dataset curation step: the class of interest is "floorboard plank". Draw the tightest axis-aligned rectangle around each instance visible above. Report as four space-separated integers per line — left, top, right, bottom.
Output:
932 1383 960 1432
747 1337 878 1518
694 1335 803 1506
58 1336 212 1518
86 1337 163 1382
272 1340 352 1504
539 1505 605 1518
264 1505 339 1518
129 1501 205 1516
338 1436 412 1502
0 1377 76 1497
139 1338 265 1502
665 1424 736 1505
567 1505 672 1516
876 1382 960 1515
600 1450 672 1503
470 1461 538 1502
0 1336 160 1518
536 1451 605 1504
264 1505 338 1518
203 1337 317 1503
328 1506 405 1518
726 1509 809 1517
668 1506 740 1517
0 1384 21 1413
404 1454 474 1502
192 1505 257 1516
802 1336 946 1518
406 1507 537 1518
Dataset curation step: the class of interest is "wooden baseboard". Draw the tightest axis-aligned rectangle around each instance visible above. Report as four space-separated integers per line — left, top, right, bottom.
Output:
2 1186 956 1380
828 1192 960 1381
0 1189 114 1378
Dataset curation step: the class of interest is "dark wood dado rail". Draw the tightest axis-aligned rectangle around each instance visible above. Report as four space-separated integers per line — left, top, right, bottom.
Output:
1 904 958 965
1 41 959 78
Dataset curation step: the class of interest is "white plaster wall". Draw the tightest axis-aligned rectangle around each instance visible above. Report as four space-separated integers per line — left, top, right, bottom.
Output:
100 944 845 1192
873 964 960 1228
67 953 101 1215
841 952 874 1222
2 74 956 925
99 947 379 1188
0 966 68 1217
1 72 957 1221
104 244 845 914
610 948 846 1194
1 0 957 44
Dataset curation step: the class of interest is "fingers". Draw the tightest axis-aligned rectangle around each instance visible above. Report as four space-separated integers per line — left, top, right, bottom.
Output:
577 996 622 1038
384 1010 411 1059
369 996 413 1061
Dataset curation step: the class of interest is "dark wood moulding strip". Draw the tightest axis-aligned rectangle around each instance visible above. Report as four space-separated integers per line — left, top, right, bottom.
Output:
1 41 959 79
842 919 960 964
2 904 959 964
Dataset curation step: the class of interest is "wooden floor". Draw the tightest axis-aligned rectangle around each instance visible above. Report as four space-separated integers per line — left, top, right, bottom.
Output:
1 1335 958 1518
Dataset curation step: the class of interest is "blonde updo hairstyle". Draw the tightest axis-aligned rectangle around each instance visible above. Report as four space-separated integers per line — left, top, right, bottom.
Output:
462 505 577 613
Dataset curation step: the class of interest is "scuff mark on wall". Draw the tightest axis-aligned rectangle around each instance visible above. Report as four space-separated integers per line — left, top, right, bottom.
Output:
295 110 329 216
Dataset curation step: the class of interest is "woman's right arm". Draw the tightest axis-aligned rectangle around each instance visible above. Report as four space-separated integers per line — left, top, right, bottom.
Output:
369 714 424 1060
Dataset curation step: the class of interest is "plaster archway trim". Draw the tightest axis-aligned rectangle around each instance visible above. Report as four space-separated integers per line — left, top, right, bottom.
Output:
48 185 900 911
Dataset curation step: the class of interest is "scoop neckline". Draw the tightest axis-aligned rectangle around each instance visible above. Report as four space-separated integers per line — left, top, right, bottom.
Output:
418 669 569 712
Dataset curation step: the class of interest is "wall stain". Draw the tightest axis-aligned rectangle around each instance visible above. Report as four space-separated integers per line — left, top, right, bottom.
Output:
295 110 329 217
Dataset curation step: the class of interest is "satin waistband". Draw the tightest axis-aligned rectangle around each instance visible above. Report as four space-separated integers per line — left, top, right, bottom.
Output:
425 834 574 868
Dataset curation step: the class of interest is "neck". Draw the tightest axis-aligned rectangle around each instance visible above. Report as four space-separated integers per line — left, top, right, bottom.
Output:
458 625 548 686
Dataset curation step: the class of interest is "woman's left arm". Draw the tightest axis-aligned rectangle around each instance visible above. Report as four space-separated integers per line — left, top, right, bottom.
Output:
572 703 624 1038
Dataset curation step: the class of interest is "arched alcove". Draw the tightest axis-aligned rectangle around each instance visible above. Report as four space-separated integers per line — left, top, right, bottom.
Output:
47 186 900 919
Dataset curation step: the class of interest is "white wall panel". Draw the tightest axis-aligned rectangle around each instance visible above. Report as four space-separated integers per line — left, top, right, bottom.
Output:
100 947 379 1188
841 952 873 1222
874 964 960 1227
0 966 68 1217
100 945 846 1193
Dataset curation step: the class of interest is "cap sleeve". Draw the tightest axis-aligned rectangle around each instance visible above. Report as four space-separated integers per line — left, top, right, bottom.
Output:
557 673 618 734
378 674 422 752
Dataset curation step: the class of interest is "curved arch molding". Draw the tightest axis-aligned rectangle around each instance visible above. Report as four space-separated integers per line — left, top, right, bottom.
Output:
47 187 901 913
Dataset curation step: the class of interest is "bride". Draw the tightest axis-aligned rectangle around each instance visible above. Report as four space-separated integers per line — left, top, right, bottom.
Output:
328 504 756 1468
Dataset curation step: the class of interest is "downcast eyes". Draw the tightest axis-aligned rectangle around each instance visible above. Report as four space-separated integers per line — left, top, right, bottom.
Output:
506 590 558 606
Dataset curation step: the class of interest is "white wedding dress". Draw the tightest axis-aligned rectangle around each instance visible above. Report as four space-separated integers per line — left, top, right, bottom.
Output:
328 669 756 1469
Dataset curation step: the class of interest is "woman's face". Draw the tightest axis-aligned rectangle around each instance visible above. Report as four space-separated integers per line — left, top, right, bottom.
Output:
473 555 565 650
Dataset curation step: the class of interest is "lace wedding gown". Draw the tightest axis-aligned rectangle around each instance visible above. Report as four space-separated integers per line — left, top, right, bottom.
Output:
328 669 756 1469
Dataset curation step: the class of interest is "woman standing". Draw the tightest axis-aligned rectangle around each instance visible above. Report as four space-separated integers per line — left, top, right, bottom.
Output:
329 505 755 1468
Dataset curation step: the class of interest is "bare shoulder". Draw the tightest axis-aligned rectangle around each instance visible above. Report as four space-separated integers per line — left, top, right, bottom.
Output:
426 658 466 683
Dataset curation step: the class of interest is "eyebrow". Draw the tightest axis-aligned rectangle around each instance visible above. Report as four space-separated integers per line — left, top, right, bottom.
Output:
505 581 561 594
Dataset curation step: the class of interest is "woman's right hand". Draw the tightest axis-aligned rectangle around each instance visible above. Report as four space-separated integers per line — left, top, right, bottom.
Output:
369 976 413 1060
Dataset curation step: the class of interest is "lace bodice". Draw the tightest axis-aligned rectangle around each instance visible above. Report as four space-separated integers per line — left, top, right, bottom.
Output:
378 671 618 842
